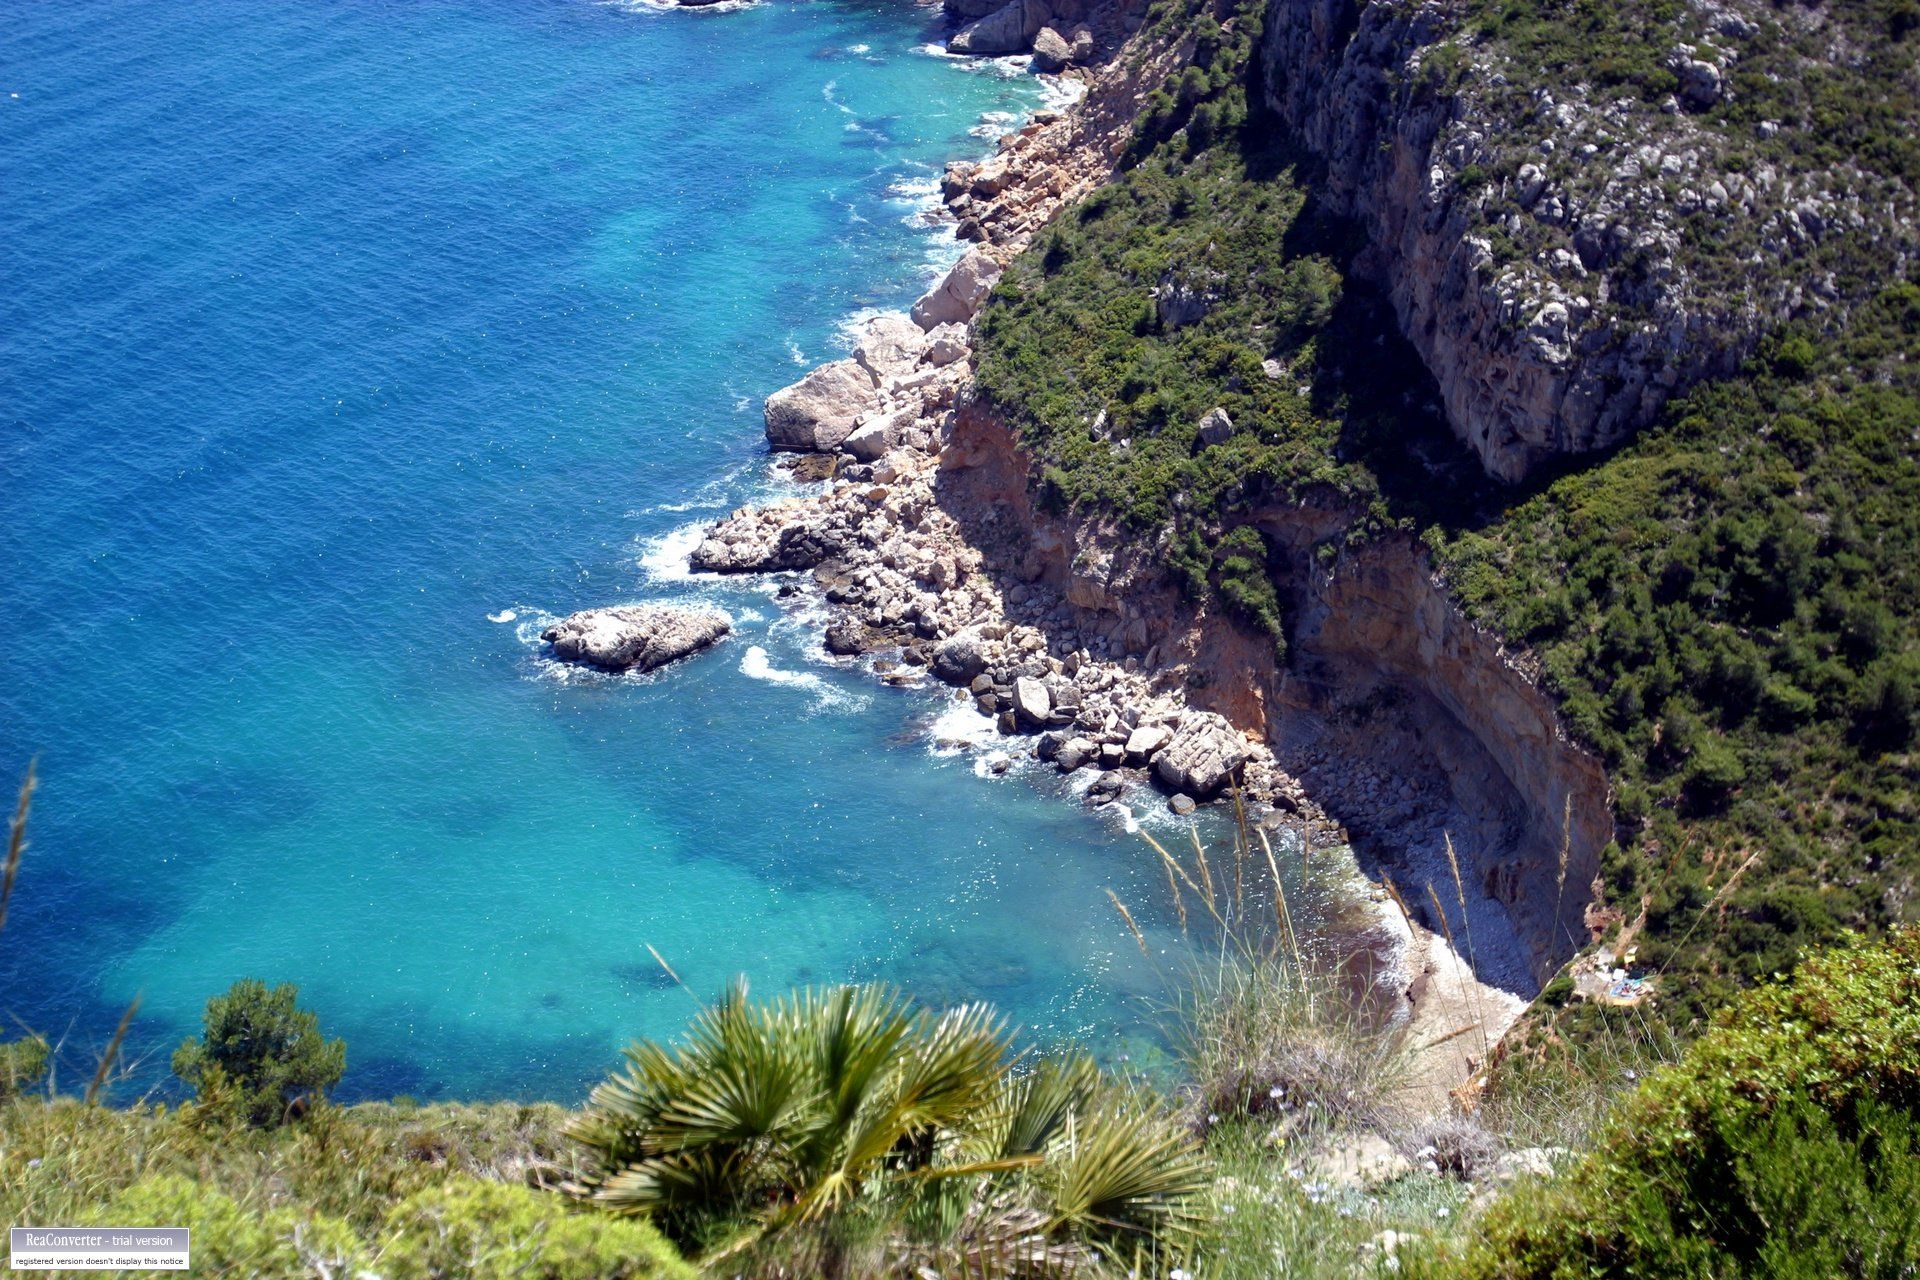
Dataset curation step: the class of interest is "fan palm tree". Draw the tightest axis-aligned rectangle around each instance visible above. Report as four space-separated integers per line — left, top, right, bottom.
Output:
567 981 1208 1276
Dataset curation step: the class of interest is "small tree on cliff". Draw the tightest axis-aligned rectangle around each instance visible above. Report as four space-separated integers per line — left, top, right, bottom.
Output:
172 979 345 1127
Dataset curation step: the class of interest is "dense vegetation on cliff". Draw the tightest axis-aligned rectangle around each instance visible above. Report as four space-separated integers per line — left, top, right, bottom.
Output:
974 0 1468 647
972 0 1920 1033
1437 286 1920 1022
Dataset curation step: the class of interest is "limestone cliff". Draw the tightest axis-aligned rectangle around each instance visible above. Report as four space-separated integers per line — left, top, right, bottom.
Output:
1257 0 1918 481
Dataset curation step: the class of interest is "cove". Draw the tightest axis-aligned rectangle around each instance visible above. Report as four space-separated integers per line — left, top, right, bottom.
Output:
0 0 1351 1101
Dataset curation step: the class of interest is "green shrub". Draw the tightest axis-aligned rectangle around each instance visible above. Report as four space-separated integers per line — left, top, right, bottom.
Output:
0 1036 48 1102
380 1180 693 1280
1455 929 1920 1277
1436 278 1920 1021
78 1174 362 1280
172 979 346 1127
1214 526 1287 657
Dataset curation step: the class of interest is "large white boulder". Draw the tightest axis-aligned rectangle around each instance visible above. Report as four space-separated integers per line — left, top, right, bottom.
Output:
948 0 1052 54
542 604 730 673
764 359 878 453
1152 714 1249 798
910 250 1003 331
852 312 931 382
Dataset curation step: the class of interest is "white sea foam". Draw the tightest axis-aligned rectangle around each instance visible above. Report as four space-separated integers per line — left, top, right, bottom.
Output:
831 306 892 352
606 0 760 12
885 173 941 203
787 339 807 365
1039 74 1087 112
647 465 745 514
926 695 1000 757
969 109 1017 138
637 521 711 583
487 609 518 624
847 43 871 53
513 610 560 649
740 644 866 712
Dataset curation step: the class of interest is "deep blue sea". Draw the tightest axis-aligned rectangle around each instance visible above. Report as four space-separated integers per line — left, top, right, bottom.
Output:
0 0 1335 1101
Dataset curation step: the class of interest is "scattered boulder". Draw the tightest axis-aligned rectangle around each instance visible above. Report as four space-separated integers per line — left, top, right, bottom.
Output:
1012 676 1052 726
1168 793 1197 816
1155 276 1214 329
1670 50 1723 110
839 418 892 463
1030 26 1074 71
1197 406 1234 447
911 250 1003 331
764 359 877 453
823 619 869 656
542 605 730 673
1123 722 1173 763
925 324 971 367
1055 736 1096 770
932 635 989 686
852 313 929 382
1310 1132 1413 1188
690 503 844 573
947 0 1052 55
1036 729 1071 761
1152 713 1248 797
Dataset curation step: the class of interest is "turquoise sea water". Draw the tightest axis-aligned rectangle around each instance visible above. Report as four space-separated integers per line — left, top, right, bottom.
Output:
1 0 1335 1101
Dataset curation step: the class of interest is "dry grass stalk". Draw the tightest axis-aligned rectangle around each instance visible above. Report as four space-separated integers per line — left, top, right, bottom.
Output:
1443 833 1492 1062
1228 782 1250 919
1256 828 1310 1020
1105 889 1149 959
1256 827 1304 981
1381 874 1417 939
1143 830 1216 929
645 943 683 988
85 994 140 1105
1 759 34 941
1424 881 1488 1063
1671 847 1766 958
1552 794 1577 950
1189 826 1217 908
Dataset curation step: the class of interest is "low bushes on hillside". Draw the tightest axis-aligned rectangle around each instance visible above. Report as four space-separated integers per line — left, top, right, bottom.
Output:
1442 928 1920 1277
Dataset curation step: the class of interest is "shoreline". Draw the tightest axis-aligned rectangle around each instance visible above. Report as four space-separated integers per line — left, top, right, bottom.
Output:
663 31 1529 1106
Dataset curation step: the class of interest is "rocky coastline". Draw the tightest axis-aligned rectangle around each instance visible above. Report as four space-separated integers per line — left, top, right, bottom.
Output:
564 0 1643 1102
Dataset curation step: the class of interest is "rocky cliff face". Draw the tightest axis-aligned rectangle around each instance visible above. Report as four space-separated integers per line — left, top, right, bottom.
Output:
940 400 1611 986
1258 0 1917 481
1283 536 1613 979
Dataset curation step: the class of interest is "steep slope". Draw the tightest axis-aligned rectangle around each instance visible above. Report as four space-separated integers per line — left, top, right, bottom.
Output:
1260 0 1919 481
968 0 1920 1031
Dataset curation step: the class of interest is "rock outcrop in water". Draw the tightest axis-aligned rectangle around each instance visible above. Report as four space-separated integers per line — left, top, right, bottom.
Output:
943 0 1108 64
541 605 730 673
